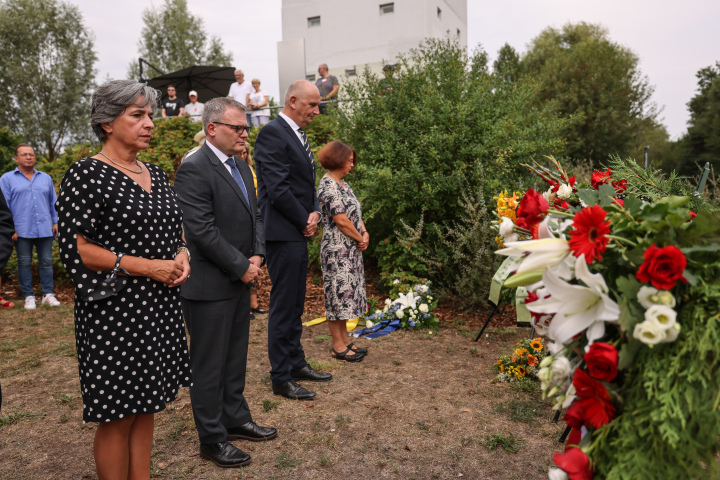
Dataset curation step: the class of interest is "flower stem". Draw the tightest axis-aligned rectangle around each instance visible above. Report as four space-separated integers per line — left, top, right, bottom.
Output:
548 209 574 218
606 235 637 246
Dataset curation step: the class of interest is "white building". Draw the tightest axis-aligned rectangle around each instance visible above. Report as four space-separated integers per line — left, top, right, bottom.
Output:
277 0 467 96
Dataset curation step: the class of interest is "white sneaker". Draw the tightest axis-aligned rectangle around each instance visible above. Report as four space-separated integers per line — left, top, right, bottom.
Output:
42 293 61 307
24 296 36 310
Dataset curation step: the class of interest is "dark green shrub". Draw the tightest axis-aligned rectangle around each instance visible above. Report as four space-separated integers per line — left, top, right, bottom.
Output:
336 37 567 285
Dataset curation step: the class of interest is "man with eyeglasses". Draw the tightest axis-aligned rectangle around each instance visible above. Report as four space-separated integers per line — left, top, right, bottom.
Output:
175 97 276 469
161 85 184 119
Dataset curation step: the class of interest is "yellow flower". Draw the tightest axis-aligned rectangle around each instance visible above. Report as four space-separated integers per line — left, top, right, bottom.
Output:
514 348 529 357
499 365 505 373
517 366 526 377
530 339 543 351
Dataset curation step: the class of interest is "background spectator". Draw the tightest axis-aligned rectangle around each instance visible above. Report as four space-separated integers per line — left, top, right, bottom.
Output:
0 144 60 309
229 69 254 125
247 79 270 127
315 63 339 114
185 90 204 122
162 85 185 118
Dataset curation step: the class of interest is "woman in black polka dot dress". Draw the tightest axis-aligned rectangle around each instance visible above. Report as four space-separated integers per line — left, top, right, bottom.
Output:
57 80 191 479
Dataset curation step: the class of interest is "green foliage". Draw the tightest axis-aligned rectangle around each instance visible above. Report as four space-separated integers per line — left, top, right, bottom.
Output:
274 452 300 469
604 155 717 212
38 142 100 189
137 116 203 182
0 127 22 175
127 0 232 80
261 398 281 412
336 37 565 284
493 43 521 84
677 61 720 176
480 432 524 453
521 22 657 164
0 0 97 160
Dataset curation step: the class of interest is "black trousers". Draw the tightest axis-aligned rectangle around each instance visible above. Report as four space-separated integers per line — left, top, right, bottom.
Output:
182 287 252 444
266 240 309 384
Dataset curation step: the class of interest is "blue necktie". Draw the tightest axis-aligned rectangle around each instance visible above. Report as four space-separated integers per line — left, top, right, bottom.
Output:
227 158 250 205
297 128 314 163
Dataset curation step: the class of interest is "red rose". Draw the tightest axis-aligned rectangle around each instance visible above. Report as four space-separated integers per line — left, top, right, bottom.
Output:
573 369 616 429
590 168 612 190
564 401 586 429
516 189 549 230
636 244 688 290
584 342 618 382
553 447 593 480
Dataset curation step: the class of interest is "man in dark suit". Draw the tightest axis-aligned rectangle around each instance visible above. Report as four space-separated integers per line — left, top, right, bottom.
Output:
175 98 276 469
255 80 332 400
0 189 15 408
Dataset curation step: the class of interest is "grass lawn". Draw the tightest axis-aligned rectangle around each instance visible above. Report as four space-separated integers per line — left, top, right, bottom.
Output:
0 304 565 479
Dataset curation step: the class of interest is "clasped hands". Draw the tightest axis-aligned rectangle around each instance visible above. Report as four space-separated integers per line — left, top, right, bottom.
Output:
148 252 191 287
302 212 320 237
241 255 263 284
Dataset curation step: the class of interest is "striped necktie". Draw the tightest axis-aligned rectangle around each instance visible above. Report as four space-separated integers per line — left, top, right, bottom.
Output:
297 128 314 163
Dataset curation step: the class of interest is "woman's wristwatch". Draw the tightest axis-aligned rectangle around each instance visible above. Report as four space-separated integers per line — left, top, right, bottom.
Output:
176 246 191 262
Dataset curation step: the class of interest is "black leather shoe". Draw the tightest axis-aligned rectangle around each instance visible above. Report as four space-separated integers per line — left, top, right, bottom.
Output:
199 441 252 468
291 364 333 382
227 421 278 442
272 380 316 400
251 306 269 314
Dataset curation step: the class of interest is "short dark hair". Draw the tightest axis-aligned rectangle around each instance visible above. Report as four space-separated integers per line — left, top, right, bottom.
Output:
14 143 33 156
317 140 356 171
167 84 176 89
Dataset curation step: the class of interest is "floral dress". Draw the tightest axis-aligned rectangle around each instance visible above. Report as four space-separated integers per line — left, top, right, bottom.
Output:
317 177 367 321
57 158 191 423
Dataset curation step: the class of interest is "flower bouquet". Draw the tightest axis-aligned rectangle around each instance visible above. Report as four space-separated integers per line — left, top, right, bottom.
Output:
363 279 439 330
494 337 549 383
496 165 720 479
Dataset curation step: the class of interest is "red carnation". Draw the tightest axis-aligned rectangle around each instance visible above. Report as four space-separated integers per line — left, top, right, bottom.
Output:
636 244 688 290
573 369 616 429
611 178 627 193
613 198 624 208
516 189 549 230
584 343 618 382
568 205 611 263
553 447 593 480
564 401 586 429
590 168 612 189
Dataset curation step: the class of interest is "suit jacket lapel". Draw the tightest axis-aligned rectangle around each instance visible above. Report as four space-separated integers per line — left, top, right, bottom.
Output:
200 143 251 213
277 116 316 183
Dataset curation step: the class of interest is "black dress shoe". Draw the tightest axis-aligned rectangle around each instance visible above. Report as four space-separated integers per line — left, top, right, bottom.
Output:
199 441 252 468
227 421 278 442
291 364 333 382
251 306 269 314
272 380 316 400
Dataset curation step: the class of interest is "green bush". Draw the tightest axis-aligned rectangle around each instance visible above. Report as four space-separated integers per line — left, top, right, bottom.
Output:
335 37 567 290
0 127 23 175
137 116 203 183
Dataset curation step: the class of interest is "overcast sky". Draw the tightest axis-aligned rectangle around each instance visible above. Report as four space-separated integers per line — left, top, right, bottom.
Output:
73 0 719 140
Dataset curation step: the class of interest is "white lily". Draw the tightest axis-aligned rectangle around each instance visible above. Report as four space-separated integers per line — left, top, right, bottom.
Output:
528 255 620 345
392 291 419 314
496 238 571 276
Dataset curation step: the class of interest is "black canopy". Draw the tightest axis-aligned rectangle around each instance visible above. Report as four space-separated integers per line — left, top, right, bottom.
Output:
146 65 235 103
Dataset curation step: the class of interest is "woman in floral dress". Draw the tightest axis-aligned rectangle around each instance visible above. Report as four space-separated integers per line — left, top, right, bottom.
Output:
317 141 368 362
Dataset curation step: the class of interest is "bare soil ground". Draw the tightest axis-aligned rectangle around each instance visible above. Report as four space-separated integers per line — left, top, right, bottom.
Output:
0 275 562 480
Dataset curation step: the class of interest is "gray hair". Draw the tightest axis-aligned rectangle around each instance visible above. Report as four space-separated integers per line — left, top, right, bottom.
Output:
202 97 247 134
91 80 160 142
284 80 314 104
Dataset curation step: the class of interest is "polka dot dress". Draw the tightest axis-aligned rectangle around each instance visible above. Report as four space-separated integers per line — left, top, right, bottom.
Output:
57 158 191 423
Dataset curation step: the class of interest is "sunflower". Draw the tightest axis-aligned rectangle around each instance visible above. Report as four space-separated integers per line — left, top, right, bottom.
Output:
530 339 543 351
514 347 529 357
528 355 538 367
516 366 526 377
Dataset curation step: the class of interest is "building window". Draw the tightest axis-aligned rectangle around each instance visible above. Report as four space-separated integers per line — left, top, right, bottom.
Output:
380 2 394 14
308 16 320 28
306 74 316 82
345 68 357 77
437 7 441 18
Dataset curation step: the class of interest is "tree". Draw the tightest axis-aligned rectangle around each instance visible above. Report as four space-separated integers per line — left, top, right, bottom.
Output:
677 62 720 176
128 0 233 80
335 37 566 293
0 127 23 174
493 43 521 84
0 0 97 161
522 22 658 164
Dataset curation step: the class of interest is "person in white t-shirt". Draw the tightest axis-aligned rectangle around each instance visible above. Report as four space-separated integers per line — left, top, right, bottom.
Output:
185 90 205 122
228 69 254 125
246 79 270 127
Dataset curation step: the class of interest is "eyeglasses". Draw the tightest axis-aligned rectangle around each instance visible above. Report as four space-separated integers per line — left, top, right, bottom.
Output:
212 122 251 135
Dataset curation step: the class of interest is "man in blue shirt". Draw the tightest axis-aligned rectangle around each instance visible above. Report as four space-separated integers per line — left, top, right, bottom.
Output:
0 144 60 309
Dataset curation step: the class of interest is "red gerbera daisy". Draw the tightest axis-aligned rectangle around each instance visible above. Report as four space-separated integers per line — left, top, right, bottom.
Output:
569 205 611 263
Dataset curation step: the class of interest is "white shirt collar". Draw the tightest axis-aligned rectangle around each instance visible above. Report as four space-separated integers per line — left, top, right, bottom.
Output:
206 139 234 164
278 112 302 131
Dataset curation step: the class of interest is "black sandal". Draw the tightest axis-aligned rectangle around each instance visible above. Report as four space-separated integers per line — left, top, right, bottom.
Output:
331 346 365 362
347 342 368 354
251 307 269 314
